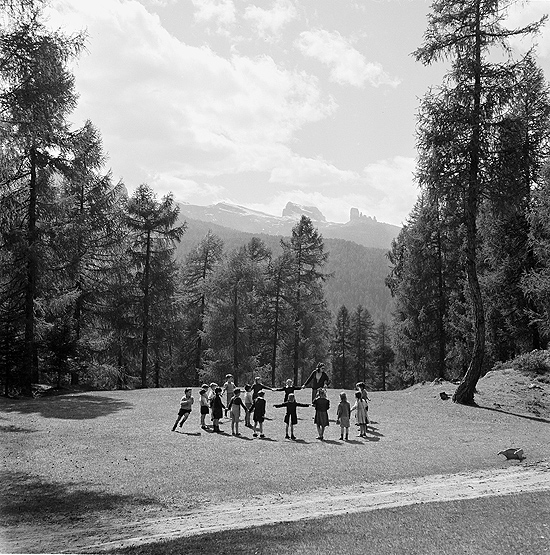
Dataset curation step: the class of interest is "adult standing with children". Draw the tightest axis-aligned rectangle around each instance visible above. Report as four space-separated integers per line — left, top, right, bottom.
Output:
301 363 331 402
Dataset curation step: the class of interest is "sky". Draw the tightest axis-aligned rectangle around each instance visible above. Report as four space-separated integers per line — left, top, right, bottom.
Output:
43 0 550 226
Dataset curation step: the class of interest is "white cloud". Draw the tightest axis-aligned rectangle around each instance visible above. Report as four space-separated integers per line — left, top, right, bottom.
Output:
244 0 298 41
192 0 236 34
45 0 336 186
295 29 401 88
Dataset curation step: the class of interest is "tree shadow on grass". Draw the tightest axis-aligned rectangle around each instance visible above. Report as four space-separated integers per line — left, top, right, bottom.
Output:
0 394 133 420
476 404 550 424
0 470 160 526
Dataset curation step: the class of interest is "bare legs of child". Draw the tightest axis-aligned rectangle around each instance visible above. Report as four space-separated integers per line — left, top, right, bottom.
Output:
316 424 326 440
253 421 264 438
340 426 349 440
172 411 190 431
231 415 241 436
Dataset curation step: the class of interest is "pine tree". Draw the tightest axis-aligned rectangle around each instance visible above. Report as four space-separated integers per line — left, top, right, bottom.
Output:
332 305 353 388
350 305 375 387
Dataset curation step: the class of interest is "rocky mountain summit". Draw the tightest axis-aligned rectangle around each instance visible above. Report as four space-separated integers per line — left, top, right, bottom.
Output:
178 201 400 250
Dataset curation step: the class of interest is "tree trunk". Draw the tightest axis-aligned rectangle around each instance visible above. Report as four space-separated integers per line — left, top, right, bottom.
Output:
453 2 485 405
141 230 152 388
23 147 38 395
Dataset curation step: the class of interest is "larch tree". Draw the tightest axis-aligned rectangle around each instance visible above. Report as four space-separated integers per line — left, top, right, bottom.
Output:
414 0 546 405
0 3 84 394
281 216 329 384
126 184 186 388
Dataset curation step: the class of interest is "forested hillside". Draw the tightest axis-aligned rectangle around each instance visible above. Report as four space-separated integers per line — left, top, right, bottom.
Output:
176 217 393 322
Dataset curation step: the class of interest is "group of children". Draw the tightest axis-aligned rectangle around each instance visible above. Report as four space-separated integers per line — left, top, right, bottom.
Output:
172 373 372 441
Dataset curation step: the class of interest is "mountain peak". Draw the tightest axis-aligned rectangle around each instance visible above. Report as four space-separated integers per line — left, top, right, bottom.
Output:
282 201 326 223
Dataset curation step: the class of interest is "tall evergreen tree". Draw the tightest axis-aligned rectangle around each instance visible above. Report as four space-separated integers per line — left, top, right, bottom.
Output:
0 4 85 393
281 216 329 383
332 305 353 388
350 304 375 387
414 0 545 405
126 184 185 388
180 231 224 381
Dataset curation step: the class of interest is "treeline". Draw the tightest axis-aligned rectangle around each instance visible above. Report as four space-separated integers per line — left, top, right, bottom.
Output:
386 1 550 401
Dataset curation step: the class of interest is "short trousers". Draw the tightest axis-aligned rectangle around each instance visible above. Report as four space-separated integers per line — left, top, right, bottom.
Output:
178 408 192 417
200 406 210 415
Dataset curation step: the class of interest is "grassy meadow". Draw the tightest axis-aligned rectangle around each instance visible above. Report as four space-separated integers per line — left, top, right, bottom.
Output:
1 371 549 554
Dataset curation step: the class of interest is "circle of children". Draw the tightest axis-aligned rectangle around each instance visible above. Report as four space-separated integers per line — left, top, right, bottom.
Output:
172 363 371 441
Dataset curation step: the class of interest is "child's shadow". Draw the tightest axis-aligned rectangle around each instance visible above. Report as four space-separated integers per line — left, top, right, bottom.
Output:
259 437 277 442
321 439 341 445
364 435 381 442
367 428 384 438
292 438 311 445
235 435 253 440
345 439 363 445
174 431 201 436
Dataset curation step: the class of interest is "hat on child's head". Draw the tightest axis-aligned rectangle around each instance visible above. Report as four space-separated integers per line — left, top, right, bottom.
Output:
185 388 192 393
202 383 209 389
226 374 233 379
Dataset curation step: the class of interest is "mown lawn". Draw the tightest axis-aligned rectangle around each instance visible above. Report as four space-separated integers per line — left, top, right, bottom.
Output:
1 376 549 553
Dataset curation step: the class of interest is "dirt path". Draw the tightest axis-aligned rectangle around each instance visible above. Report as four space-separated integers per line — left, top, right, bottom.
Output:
4 462 550 554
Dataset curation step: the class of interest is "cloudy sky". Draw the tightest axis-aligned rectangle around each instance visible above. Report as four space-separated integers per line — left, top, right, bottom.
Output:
44 0 550 226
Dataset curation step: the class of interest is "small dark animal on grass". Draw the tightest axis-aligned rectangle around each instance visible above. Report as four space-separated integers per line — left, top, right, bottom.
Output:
439 392 450 400
498 448 525 460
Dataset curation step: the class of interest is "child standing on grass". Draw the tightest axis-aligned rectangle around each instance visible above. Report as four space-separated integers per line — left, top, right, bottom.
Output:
275 378 297 402
243 384 254 428
274 393 309 440
251 376 273 400
210 387 225 433
199 388 210 429
172 388 194 431
252 390 267 438
223 374 235 416
312 388 330 441
227 388 247 436
350 390 368 437
336 392 351 440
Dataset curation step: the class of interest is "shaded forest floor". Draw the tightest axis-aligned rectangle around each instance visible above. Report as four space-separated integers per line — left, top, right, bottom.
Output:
1 368 549 553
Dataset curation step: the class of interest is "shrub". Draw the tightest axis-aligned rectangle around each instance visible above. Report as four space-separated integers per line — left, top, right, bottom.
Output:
495 350 550 376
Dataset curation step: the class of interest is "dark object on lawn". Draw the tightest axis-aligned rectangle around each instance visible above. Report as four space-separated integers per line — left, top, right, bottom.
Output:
439 392 450 400
498 448 525 460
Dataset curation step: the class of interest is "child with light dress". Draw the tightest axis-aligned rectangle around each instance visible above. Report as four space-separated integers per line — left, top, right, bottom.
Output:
336 392 351 440
243 384 254 428
227 388 247 436
350 390 368 437
199 387 210 429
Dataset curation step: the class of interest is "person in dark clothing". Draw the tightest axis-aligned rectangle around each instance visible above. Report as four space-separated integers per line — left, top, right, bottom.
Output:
274 393 309 440
301 363 331 402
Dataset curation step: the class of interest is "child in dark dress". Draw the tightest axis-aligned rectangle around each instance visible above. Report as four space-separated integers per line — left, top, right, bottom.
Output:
274 393 309 440
275 378 297 402
251 390 267 438
210 387 225 433
312 388 330 440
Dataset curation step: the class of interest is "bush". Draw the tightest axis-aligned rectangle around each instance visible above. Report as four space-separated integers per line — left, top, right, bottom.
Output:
495 350 550 376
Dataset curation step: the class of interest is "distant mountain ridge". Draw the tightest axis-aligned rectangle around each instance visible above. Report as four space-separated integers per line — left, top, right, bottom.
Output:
178 201 400 250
